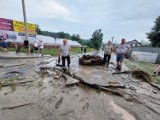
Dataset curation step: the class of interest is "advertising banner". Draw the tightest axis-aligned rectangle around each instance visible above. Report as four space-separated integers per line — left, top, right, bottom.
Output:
0 30 17 40
13 20 36 34
0 18 13 31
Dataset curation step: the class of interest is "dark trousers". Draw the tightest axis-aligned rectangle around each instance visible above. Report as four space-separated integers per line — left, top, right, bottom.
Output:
103 54 111 64
62 55 71 68
16 47 21 54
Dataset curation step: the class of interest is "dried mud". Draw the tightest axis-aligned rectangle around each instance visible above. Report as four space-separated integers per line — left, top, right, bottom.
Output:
0 54 160 120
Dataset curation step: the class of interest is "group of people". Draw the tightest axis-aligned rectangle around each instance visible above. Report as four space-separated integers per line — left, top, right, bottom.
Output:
16 39 44 56
58 38 131 71
103 38 160 74
103 38 130 71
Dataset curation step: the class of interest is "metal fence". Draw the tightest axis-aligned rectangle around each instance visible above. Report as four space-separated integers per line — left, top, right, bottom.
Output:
127 47 160 64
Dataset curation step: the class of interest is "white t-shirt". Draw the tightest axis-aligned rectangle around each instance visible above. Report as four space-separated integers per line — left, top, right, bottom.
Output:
116 44 129 54
39 42 44 49
34 41 38 47
60 44 70 57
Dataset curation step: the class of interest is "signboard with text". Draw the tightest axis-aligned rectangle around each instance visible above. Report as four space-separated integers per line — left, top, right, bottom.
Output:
13 20 36 34
0 18 13 31
0 18 36 34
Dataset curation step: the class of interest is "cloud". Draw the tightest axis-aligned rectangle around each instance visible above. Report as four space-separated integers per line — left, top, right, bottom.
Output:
0 0 78 22
26 0 78 22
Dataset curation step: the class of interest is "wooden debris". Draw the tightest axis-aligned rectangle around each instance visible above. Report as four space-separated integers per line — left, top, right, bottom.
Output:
3 71 23 75
0 80 34 87
0 63 26 68
54 75 61 79
112 71 131 75
108 81 119 84
2 103 33 110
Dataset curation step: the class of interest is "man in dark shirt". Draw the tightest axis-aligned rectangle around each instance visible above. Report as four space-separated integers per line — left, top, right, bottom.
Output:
24 39 29 54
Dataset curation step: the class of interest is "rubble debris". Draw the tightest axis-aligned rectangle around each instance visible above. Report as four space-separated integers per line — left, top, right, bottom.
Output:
79 54 103 65
112 70 152 82
131 70 152 82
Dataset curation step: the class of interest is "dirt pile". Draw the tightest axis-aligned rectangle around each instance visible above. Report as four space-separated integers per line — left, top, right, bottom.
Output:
79 54 103 65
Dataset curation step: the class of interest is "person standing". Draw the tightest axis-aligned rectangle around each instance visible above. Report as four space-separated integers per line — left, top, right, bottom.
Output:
59 39 71 68
84 47 86 53
103 40 113 67
39 40 44 56
114 38 130 71
34 40 38 53
24 39 29 54
16 43 21 54
81 46 83 54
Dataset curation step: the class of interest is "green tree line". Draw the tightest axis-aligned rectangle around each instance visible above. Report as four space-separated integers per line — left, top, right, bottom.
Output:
36 26 103 50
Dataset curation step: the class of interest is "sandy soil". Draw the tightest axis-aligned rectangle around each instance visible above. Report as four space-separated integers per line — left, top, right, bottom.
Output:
0 54 160 120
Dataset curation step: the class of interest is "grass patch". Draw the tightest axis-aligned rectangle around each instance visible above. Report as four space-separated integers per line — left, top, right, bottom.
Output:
124 59 160 84
7 47 94 56
8 47 26 53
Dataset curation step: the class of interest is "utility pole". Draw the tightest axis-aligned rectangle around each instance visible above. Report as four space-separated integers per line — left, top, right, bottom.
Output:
111 36 114 43
21 0 28 40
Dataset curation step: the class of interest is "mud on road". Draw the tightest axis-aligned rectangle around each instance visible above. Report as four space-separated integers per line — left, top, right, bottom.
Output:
0 55 160 120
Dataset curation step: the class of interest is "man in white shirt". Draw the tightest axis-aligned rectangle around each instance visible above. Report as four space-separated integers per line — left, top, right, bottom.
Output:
59 39 71 68
34 40 38 52
114 38 130 71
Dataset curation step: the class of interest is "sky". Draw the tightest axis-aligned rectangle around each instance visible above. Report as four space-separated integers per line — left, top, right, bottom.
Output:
0 0 160 43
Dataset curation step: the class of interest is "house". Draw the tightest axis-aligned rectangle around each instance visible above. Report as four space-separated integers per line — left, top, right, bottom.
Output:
126 39 142 47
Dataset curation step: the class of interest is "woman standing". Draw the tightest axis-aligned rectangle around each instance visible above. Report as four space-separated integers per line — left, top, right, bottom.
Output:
103 40 113 67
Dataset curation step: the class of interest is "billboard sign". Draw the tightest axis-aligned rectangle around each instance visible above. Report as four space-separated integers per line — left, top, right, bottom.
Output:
0 18 13 31
13 20 36 34
0 18 36 34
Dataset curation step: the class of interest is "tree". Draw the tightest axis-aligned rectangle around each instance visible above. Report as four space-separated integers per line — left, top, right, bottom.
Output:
70 34 81 41
36 25 43 35
90 29 103 50
58 32 70 39
146 16 160 47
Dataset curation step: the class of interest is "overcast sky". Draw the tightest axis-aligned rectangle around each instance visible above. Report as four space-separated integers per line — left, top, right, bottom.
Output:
0 0 160 43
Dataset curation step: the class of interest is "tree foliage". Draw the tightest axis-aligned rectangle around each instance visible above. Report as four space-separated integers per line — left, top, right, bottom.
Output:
36 25 43 35
90 29 103 50
70 34 80 42
36 25 102 48
146 16 160 47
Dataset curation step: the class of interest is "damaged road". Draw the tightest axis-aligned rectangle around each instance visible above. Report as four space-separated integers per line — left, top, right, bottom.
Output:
0 54 160 120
